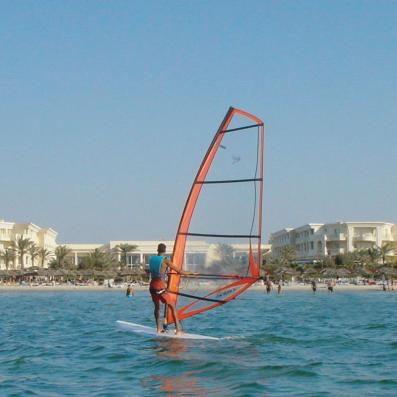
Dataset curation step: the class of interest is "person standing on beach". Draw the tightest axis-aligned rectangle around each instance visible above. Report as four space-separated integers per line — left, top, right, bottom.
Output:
311 280 317 292
149 243 184 335
327 280 334 293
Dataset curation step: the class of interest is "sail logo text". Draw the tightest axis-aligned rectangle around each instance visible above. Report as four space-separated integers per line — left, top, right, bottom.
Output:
215 287 239 299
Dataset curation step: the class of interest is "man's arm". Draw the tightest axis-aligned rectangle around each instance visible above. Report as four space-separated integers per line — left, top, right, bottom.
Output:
163 259 196 276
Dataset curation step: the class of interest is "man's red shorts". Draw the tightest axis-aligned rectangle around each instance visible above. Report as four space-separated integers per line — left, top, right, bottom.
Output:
149 278 171 304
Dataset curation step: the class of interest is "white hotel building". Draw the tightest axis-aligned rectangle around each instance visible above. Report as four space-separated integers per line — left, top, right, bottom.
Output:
0 217 271 270
270 222 397 262
0 219 57 269
64 241 271 269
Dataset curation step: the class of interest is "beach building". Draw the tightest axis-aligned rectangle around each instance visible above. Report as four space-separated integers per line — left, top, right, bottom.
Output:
64 240 272 269
270 222 397 262
0 219 57 269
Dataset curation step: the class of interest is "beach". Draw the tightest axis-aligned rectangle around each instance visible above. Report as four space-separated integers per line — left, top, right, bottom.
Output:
0 282 387 292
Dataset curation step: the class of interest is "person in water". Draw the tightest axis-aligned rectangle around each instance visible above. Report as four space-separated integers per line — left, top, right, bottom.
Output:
149 243 186 335
126 284 134 297
277 279 282 294
311 279 317 292
264 272 271 294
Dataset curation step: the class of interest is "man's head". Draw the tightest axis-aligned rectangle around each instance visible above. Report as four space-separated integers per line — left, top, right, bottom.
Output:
157 243 166 255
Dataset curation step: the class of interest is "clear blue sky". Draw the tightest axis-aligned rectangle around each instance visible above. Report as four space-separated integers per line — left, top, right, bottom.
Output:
1 1 396 243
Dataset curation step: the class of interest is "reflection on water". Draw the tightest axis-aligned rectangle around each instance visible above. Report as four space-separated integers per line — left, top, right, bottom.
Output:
142 373 209 397
141 339 211 396
154 338 188 358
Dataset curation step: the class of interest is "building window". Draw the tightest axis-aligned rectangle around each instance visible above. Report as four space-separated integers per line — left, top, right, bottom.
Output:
310 242 314 250
128 254 141 265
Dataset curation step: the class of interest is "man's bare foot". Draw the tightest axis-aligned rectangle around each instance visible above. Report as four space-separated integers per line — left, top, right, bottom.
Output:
175 329 184 336
157 328 166 334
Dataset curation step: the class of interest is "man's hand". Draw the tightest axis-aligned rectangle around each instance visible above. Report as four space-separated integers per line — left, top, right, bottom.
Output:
182 271 199 276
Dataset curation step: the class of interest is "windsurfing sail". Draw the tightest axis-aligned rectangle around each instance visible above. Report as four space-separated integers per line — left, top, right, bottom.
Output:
165 107 264 325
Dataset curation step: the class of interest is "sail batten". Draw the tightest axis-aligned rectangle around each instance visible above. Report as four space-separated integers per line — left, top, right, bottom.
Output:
221 123 263 133
165 107 264 325
196 178 262 184
178 232 260 239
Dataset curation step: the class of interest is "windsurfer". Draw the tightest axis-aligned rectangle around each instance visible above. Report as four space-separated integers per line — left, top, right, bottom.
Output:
149 243 184 335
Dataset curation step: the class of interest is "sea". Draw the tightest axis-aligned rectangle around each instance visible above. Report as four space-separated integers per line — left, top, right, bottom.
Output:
0 289 396 396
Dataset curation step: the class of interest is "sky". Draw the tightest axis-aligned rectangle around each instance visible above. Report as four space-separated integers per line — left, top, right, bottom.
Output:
1 1 396 244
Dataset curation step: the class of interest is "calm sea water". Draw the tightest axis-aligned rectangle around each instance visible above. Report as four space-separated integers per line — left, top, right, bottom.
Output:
0 289 396 396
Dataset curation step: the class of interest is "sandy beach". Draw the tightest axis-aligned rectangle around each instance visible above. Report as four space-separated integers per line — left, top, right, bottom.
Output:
0 283 388 292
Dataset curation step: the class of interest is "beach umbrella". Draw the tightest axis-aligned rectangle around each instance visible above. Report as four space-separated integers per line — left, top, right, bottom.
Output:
303 268 318 276
103 270 117 278
273 267 286 275
335 268 352 277
36 268 49 277
377 267 397 277
119 269 139 277
321 268 337 277
278 268 300 276
81 270 95 278
355 267 375 277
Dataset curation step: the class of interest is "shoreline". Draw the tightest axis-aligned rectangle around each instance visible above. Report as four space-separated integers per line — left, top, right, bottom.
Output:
0 284 389 292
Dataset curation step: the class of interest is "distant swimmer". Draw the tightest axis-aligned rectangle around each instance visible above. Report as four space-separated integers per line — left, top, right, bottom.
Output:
327 280 334 293
277 280 282 294
311 280 317 292
126 284 134 298
266 280 272 294
149 243 187 335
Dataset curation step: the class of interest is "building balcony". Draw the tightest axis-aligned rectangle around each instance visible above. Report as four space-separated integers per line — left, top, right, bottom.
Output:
353 233 376 242
327 248 346 256
326 233 346 241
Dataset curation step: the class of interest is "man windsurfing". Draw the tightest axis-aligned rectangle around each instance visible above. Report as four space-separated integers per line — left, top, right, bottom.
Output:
149 243 184 335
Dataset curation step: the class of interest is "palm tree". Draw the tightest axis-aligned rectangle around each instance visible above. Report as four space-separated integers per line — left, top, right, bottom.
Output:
55 245 71 269
12 236 33 270
342 252 359 274
353 249 370 267
0 248 16 270
279 245 297 267
367 247 381 264
79 249 106 270
215 243 234 262
379 243 394 265
38 248 52 268
28 243 40 268
261 247 272 267
115 244 138 268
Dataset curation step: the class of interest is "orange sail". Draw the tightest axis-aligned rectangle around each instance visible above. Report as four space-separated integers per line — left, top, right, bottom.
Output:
165 107 264 325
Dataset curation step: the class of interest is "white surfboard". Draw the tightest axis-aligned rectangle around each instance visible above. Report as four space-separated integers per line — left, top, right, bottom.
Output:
116 320 220 340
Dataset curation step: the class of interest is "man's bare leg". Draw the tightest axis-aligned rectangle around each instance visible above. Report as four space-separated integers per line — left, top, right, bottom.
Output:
169 304 182 334
154 302 162 333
